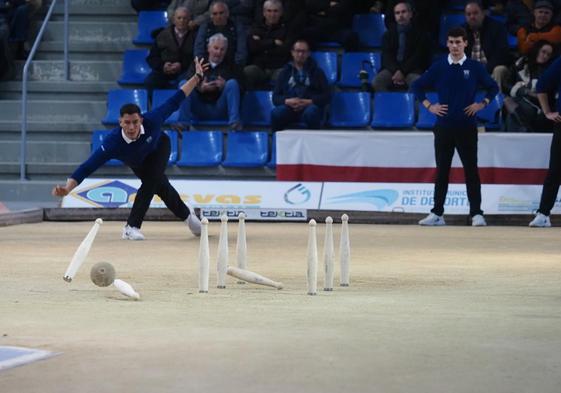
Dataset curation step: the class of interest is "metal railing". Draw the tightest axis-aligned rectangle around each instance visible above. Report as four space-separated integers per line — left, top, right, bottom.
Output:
20 0 70 181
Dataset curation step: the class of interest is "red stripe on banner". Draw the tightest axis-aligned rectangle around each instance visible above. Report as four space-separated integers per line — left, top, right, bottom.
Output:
276 165 548 185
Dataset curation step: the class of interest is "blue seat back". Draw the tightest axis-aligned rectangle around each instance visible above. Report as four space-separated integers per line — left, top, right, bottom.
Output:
118 49 151 85
241 90 274 126
415 92 439 129
311 51 338 85
352 14 386 47
102 89 148 125
165 130 178 164
371 92 415 129
91 130 123 166
223 131 269 168
177 131 223 167
133 11 168 45
328 92 371 128
267 132 276 168
153 89 181 124
439 14 466 47
476 92 504 130
338 52 381 88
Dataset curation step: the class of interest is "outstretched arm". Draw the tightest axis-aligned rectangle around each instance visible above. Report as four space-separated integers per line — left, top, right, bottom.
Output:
52 178 78 197
180 57 209 97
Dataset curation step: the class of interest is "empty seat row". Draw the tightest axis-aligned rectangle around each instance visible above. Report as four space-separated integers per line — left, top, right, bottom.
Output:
102 89 503 130
92 130 275 168
117 48 382 88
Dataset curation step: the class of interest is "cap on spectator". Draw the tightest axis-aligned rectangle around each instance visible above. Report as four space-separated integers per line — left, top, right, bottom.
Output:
534 0 554 10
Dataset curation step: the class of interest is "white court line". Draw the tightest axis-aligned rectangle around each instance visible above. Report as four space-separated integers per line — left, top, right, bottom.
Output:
0 346 60 372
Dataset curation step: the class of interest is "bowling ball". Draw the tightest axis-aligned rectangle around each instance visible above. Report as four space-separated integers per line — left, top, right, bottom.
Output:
90 262 116 287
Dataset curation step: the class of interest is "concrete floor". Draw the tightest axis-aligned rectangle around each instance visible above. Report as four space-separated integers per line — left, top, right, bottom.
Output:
0 221 560 393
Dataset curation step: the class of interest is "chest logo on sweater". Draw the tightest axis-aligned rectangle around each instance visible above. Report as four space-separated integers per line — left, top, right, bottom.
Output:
463 70 470 79
146 136 153 144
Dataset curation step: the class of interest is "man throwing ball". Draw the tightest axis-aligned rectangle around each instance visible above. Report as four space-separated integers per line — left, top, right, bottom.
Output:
53 58 208 240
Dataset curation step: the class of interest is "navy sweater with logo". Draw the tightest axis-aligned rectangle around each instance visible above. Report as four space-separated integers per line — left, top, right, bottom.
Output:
536 56 561 113
71 90 186 184
411 57 498 128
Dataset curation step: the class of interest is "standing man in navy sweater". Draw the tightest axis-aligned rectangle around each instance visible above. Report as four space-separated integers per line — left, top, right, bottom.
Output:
411 27 499 227
528 56 561 227
52 58 208 241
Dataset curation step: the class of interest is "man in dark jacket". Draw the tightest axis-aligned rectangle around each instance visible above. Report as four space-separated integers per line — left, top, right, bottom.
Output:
144 7 196 93
180 33 243 130
271 39 330 131
244 0 289 89
464 1 511 92
372 1 431 92
194 1 248 66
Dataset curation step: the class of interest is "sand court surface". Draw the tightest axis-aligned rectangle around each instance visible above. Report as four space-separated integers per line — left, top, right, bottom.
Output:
1 220 561 393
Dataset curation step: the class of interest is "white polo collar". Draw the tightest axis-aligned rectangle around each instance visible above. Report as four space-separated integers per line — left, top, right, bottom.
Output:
448 54 467 65
121 124 145 144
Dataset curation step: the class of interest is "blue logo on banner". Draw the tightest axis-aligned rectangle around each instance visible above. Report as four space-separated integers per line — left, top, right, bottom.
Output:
328 189 399 209
284 183 311 205
76 180 138 208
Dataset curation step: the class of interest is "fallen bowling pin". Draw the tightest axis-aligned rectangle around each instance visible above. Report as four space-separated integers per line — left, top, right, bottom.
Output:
226 266 283 290
63 218 103 282
113 279 140 300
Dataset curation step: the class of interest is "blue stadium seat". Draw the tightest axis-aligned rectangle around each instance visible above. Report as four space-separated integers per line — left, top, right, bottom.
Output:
179 96 230 126
352 14 386 48
222 131 269 168
91 130 123 166
371 92 415 129
118 49 151 85
133 11 168 45
328 92 371 128
476 92 504 130
338 52 381 88
152 89 182 125
508 34 517 49
439 14 466 47
241 90 274 126
311 51 338 85
415 92 439 130
177 131 223 167
102 89 148 125
267 132 276 168
165 130 178 165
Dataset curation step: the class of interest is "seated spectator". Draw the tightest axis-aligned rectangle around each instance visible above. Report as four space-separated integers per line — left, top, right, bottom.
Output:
194 1 247 65
517 0 561 55
244 0 289 90
132 0 170 13
507 0 561 36
0 0 37 60
179 33 242 130
145 7 196 93
504 40 557 132
0 14 13 80
167 0 241 30
464 1 512 92
372 1 431 92
271 39 330 131
297 0 358 51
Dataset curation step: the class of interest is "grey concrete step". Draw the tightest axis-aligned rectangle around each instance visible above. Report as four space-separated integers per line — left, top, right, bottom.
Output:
37 41 131 55
0 141 91 163
40 21 136 45
14 60 121 82
51 4 136 19
0 80 118 100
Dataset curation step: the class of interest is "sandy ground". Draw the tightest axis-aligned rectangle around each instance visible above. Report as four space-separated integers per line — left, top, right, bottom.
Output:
0 220 561 393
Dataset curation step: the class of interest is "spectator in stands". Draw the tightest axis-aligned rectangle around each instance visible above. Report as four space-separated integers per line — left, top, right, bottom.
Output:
296 0 358 51
0 0 36 60
504 40 556 131
412 27 499 227
179 33 243 130
52 58 208 240
0 9 13 79
194 1 247 66
132 0 170 13
145 7 196 93
464 1 512 92
372 1 431 92
528 53 561 227
244 0 289 90
167 0 212 29
271 39 330 131
506 0 561 36
517 0 561 55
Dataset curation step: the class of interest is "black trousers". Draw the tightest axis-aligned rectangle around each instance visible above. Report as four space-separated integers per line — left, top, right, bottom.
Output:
537 126 561 216
127 133 190 228
431 125 483 217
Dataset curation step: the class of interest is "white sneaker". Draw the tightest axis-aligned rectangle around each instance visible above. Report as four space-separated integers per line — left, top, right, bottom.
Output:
529 213 551 228
186 213 201 236
418 213 445 226
471 214 487 227
122 225 145 240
